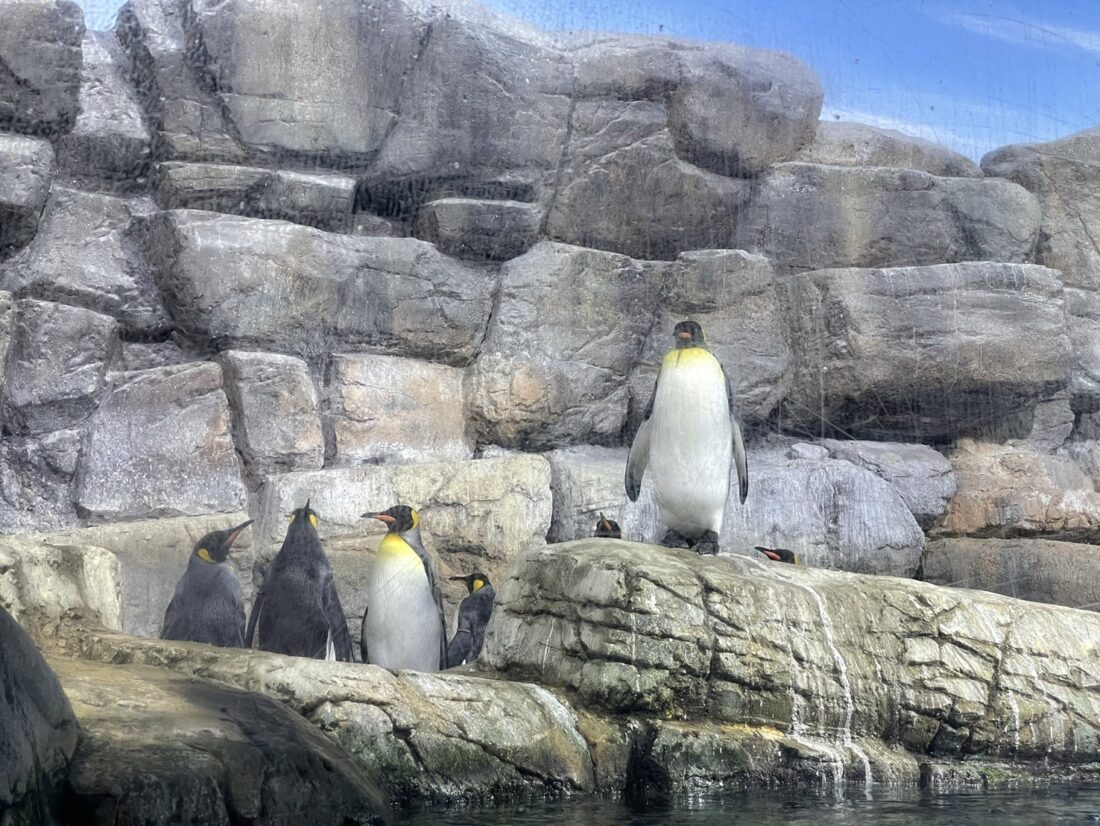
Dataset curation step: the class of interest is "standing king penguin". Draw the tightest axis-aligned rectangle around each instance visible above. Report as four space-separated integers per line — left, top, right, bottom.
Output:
361 505 447 672
445 572 495 668
162 519 253 647
626 320 749 555
246 501 352 661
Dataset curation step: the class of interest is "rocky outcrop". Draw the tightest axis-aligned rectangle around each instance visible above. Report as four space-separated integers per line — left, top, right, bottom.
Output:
467 242 661 449
921 537 1100 613
416 198 542 262
74 362 247 521
0 606 79 826
738 164 1040 271
0 537 120 629
142 210 494 363
798 121 983 177
57 657 387 824
0 0 84 137
783 262 1072 441
0 135 53 253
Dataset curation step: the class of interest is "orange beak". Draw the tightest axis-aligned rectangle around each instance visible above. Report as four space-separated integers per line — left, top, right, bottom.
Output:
363 512 395 524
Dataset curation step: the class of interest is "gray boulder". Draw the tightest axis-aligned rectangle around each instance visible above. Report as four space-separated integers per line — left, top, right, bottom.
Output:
784 262 1072 441
0 289 10 390
921 537 1100 613
1 298 118 434
220 351 324 478
0 0 84 136
114 0 243 161
738 163 1040 271
0 433 80 533
75 362 247 521
56 657 387 824
0 188 168 335
325 353 472 466
416 198 542 261
55 31 150 185
0 135 53 253
143 210 494 364
33 513 253 641
154 162 357 231
467 242 662 449
545 100 747 260
820 439 955 529
566 33 823 177
1066 288 1100 412
798 121 982 177
116 337 190 371
0 606 79 825
628 249 790 430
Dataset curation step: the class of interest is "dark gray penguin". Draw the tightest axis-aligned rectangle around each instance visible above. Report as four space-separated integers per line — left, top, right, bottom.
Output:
161 520 253 648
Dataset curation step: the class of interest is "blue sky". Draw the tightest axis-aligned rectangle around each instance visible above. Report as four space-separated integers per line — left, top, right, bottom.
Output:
77 0 1100 161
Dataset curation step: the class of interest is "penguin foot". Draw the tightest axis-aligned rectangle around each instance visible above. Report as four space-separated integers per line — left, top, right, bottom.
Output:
661 530 691 549
694 531 720 556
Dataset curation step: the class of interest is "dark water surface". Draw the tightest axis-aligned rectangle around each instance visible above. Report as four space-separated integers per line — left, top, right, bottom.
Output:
397 787 1100 824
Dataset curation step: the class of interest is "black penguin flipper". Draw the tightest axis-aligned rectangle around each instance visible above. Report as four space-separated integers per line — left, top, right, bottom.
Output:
244 587 264 649
359 602 369 664
625 417 652 502
725 370 749 505
321 567 352 662
430 567 448 670
160 593 182 641
446 627 473 669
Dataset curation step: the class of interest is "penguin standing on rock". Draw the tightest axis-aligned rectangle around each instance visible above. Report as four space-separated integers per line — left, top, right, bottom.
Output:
246 500 352 661
445 572 495 668
162 520 253 648
593 513 622 539
626 320 749 556
361 505 447 672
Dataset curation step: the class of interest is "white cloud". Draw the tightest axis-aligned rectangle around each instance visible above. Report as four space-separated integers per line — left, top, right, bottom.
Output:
934 9 1100 57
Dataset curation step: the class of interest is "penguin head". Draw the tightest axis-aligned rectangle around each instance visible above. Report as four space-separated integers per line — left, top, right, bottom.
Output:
593 512 622 539
673 320 706 349
287 499 321 532
449 572 491 593
193 519 253 564
362 504 420 533
755 546 799 564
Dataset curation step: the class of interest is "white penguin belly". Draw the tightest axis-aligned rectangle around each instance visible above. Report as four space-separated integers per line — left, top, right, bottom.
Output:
648 353 733 538
365 552 441 672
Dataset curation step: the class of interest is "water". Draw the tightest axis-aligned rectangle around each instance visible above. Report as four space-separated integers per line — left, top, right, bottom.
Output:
397 787 1100 825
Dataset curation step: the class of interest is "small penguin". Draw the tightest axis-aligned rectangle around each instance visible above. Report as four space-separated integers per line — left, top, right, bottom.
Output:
245 500 351 661
626 320 748 556
755 546 799 564
161 519 253 648
445 572 495 668
594 512 622 539
361 505 447 672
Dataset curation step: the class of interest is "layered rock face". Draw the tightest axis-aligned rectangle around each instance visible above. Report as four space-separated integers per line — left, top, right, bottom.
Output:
4 0 1100 811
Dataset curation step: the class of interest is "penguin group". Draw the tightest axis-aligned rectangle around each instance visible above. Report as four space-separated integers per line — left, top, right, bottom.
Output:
161 318 778 668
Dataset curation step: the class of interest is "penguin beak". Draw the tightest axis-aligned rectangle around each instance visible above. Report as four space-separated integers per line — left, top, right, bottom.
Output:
448 575 467 582
363 512 396 524
755 546 781 562
224 519 254 548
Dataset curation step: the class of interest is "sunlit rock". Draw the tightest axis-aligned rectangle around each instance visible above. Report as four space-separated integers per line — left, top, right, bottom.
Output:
467 242 662 449
142 210 494 364
56 31 150 186
938 439 1100 540
921 536 1100 613
783 262 1072 441
0 606 78 825
0 188 168 335
0 298 117 434
31 512 254 638
738 163 1040 271
220 351 324 478
324 353 472 467
55 657 388 823
75 363 247 521
0 0 83 136
0 135 53 253
798 121 982 177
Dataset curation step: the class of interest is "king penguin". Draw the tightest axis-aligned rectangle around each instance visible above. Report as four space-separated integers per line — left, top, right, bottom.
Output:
445 572 495 668
361 505 447 672
626 319 749 555
161 519 253 648
594 512 622 539
245 500 352 661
